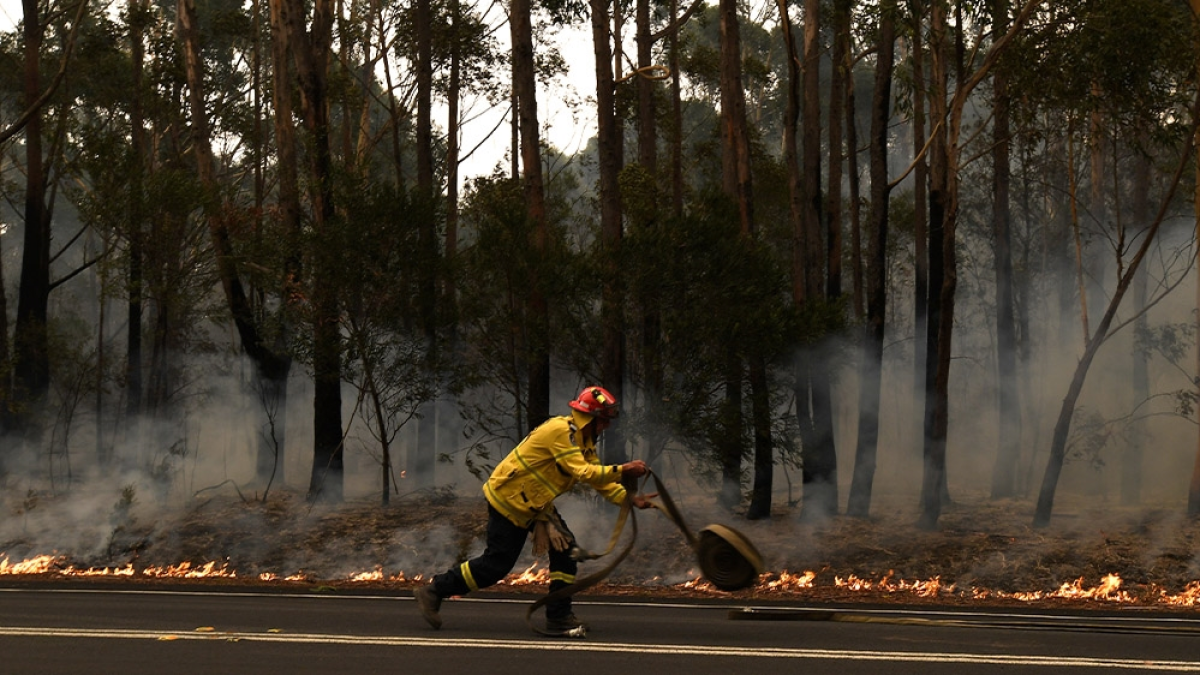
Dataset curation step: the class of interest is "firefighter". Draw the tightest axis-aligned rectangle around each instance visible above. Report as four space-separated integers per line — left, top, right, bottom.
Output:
414 386 652 634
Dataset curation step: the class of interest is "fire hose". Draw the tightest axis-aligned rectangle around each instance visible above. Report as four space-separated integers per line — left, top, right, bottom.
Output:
524 468 765 637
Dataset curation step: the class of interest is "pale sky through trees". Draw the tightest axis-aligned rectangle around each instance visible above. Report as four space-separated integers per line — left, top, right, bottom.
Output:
0 0 608 185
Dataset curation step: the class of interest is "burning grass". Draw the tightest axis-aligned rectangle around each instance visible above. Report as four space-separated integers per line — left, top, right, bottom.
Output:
4 487 1200 610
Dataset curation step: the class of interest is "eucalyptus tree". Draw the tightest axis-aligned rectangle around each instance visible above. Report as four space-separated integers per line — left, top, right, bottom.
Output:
7 0 88 438
847 0 897 520
270 0 344 502
1012 0 1197 526
988 0 1019 499
915 0 1042 529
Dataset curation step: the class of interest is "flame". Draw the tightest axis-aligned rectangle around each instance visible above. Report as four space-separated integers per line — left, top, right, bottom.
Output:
498 562 551 585
1159 581 1200 607
834 570 949 598
2 550 1198 607
0 554 60 574
972 573 1132 603
763 570 817 591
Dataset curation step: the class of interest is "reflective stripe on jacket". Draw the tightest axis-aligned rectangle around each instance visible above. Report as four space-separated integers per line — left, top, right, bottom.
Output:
483 410 627 527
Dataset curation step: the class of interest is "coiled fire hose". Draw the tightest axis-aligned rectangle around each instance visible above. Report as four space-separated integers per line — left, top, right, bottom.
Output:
525 469 765 636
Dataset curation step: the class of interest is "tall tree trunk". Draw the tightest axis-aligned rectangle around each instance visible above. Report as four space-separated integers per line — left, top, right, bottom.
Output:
593 0 627 464
989 0 1020 499
635 0 663 467
847 0 895 519
795 0 836 520
747 358 773 518
669 0 683 217
0 194 8 440
13 0 51 424
266 0 302 488
125 0 147 432
919 0 1040 527
718 0 753 509
512 0 550 429
1123 143 1150 507
274 0 343 501
719 0 753 235
414 0 439 491
636 0 656 177
445 0 461 338
918 0 950 530
182 0 296 493
1186 1 1200 517
846 30 863 321
828 0 847 301
910 1 929 420
772 0 801 521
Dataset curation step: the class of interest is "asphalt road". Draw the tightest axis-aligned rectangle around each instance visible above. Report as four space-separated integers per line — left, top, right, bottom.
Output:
3 584 1200 674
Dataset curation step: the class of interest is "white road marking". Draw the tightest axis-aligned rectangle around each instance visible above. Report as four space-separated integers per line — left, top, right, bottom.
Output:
0 626 1198 670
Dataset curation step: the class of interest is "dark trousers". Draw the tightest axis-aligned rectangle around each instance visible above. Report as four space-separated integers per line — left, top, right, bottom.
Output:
431 504 578 620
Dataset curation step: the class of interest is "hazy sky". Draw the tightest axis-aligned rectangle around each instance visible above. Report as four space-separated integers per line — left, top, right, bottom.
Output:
0 0 605 184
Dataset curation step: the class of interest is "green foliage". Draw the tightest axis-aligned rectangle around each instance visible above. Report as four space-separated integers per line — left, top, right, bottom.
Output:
331 177 440 449
453 171 587 467
624 190 795 471
1002 0 1195 129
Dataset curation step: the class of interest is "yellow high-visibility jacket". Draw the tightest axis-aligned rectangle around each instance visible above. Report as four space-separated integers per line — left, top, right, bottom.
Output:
484 410 628 528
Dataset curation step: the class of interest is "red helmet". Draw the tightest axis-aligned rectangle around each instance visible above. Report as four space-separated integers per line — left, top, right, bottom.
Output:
569 386 619 419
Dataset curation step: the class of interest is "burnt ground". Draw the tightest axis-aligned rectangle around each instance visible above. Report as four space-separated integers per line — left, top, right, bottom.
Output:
3 486 1200 612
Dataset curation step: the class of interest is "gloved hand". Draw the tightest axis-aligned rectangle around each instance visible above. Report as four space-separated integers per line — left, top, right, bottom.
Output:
620 460 649 477
547 524 572 551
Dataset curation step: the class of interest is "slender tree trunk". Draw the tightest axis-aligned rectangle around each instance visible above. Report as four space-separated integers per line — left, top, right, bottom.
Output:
635 0 663 467
911 1 929 418
718 0 753 508
1188 0 1200 517
846 34 863 321
779 0 803 309
274 0 343 501
184 0 296 492
0 194 8 440
1123 144 1150 506
414 0 439 491
512 0 550 429
847 0 895 519
445 0 461 337
636 0 656 176
747 358 773 518
918 0 950 530
719 0 753 235
669 0 683 217
1035 114 1194 527
989 0 1020 499
772 0 801 521
796 0 836 520
266 0 302 487
592 0 627 464
13 0 51 422
126 0 147 432
828 0 847 300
